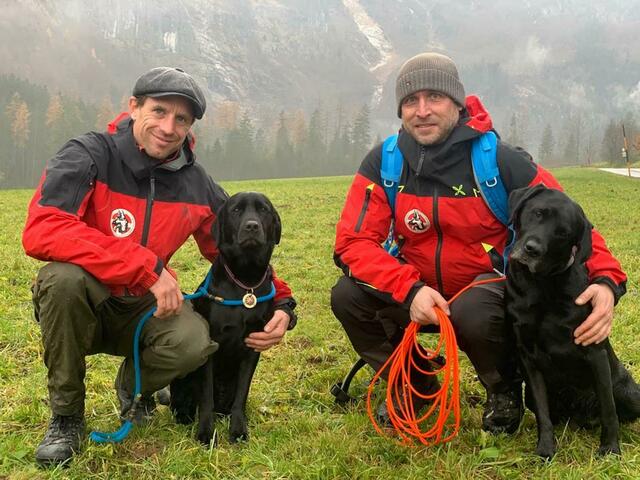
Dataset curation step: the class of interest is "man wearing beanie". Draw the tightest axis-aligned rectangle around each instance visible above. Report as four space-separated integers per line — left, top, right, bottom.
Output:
331 52 626 434
23 67 297 466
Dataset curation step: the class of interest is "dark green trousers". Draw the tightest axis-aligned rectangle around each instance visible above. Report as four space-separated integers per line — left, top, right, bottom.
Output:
32 262 218 416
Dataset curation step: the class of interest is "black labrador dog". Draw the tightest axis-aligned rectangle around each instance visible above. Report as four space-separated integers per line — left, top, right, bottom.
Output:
170 192 281 445
505 185 640 459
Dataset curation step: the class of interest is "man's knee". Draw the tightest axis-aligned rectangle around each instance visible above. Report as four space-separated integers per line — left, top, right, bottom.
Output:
35 263 89 299
330 276 363 323
152 310 218 376
450 282 505 347
33 263 108 321
34 264 106 351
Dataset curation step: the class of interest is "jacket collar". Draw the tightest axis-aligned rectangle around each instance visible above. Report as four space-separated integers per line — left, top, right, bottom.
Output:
111 116 195 179
397 95 494 176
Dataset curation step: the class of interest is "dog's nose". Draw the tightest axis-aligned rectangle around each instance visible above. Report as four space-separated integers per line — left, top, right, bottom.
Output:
524 239 542 257
244 220 260 232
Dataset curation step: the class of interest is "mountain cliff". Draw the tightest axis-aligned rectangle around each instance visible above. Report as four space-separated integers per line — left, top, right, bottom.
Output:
2 0 639 143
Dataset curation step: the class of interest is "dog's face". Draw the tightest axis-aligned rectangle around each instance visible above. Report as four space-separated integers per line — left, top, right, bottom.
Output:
214 192 281 253
508 185 592 275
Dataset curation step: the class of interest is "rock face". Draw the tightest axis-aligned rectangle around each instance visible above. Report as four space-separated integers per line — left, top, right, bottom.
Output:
2 0 640 133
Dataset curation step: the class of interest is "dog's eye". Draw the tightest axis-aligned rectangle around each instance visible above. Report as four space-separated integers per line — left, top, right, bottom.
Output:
232 206 242 213
533 209 543 218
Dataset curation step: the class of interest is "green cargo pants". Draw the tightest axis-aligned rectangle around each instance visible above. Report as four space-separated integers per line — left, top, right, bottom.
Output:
32 262 219 416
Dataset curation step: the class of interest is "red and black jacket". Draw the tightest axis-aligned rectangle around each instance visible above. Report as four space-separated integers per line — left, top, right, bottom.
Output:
23 115 295 313
334 96 626 305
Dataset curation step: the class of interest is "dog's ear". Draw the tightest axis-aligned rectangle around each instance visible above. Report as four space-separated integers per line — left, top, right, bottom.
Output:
508 184 547 228
266 197 282 245
273 208 282 245
213 200 227 246
257 194 281 245
574 203 593 265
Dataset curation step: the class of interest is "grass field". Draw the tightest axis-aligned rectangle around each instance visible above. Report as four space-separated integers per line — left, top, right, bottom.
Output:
1 168 639 479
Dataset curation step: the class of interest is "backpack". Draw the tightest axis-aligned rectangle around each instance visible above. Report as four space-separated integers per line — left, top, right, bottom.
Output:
380 131 515 274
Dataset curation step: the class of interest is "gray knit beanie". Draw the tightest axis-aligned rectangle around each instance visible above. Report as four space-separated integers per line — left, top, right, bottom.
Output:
395 52 466 117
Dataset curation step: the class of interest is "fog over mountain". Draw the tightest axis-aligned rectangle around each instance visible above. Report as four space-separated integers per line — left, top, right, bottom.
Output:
2 0 639 160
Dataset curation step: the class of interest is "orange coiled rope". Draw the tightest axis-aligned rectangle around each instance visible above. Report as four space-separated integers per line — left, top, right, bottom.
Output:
366 276 505 446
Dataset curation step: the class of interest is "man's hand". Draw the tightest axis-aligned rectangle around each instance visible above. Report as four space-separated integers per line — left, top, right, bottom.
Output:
409 286 450 326
245 310 290 352
149 268 183 318
574 283 615 346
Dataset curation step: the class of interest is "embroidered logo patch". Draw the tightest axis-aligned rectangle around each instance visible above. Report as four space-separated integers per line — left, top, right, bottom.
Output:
110 209 136 238
404 209 430 233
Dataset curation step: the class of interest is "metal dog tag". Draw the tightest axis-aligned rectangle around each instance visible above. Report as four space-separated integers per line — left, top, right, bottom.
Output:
242 292 257 309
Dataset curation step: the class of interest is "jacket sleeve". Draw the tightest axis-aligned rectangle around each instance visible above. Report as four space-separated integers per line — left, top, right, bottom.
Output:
271 267 297 328
334 147 423 306
22 138 162 294
499 144 627 302
192 212 219 263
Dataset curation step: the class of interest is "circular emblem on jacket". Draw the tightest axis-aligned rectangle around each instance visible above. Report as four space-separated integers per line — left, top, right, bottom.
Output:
404 209 430 233
110 209 136 238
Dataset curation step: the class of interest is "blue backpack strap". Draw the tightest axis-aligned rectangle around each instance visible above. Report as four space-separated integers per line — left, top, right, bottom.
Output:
381 134 403 256
471 131 509 226
471 131 515 273
381 134 403 211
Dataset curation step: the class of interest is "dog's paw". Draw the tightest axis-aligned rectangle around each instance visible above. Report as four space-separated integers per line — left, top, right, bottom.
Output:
229 429 248 443
597 442 621 456
229 415 248 443
197 424 217 447
174 411 195 425
535 439 556 460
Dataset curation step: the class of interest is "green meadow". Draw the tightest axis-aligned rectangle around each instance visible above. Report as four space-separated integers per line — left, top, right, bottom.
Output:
1 168 639 479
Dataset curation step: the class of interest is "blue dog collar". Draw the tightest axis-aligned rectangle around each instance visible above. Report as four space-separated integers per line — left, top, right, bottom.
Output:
211 282 276 308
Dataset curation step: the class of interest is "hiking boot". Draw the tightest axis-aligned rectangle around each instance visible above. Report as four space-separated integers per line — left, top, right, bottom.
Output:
35 413 85 467
117 387 156 425
482 387 524 434
155 386 171 406
376 375 441 427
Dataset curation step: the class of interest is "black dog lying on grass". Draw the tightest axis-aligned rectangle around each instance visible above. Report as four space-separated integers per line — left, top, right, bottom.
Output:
505 185 640 459
170 192 281 445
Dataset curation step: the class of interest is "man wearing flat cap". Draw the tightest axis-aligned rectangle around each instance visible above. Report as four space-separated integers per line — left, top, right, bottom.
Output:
331 53 625 434
23 67 297 466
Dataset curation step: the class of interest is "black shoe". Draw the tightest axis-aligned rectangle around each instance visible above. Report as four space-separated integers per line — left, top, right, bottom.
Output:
155 386 171 406
376 375 441 427
35 413 85 467
117 388 156 425
482 388 523 434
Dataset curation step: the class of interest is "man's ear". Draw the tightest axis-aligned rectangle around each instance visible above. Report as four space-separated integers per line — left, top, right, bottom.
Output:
575 203 593 265
508 184 547 229
128 96 139 120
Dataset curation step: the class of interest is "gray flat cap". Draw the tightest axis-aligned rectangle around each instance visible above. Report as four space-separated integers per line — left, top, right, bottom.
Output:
133 67 206 119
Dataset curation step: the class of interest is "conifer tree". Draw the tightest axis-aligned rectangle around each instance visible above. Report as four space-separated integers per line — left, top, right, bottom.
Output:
273 110 294 175
600 120 620 165
351 104 371 165
538 123 554 164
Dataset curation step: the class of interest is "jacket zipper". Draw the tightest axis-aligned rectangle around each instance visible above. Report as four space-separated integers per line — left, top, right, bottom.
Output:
354 185 373 232
141 175 155 246
433 185 444 294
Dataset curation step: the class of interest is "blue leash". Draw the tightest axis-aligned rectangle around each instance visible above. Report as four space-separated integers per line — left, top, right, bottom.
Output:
89 267 275 444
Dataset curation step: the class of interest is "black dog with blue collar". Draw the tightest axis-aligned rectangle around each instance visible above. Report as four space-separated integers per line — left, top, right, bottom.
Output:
170 191 284 446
